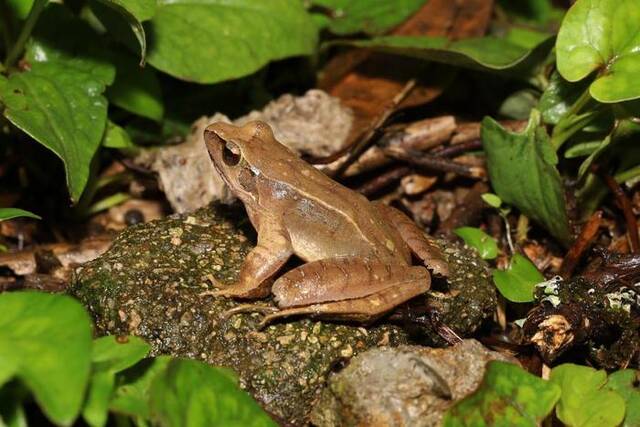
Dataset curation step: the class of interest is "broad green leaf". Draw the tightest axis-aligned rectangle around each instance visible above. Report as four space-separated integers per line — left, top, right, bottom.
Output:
443 361 560 427
148 359 276 427
493 254 544 303
83 336 150 427
110 356 172 419
454 227 498 260
144 0 318 84
550 364 626 427
0 292 93 425
90 0 157 63
605 370 640 427
6 0 34 19
0 5 116 202
338 34 554 74
0 62 111 203
107 52 163 121
103 121 136 149
0 208 40 221
481 110 570 243
310 0 425 35
556 0 640 103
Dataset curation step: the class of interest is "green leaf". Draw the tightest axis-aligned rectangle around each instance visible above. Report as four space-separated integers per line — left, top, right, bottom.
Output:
550 364 626 427
481 193 503 209
110 356 172 420
538 71 591 125
144 0 317 84
0 292 93 425
443 361 560 427
454 227 498 260
605 370 640 427
336 34 554 74
6 0 34 19
556 0 640 103
310 0 425 35
0 208 40 221
83 336 150 427
90 0 157 64
102 121 136 149
481 110 570 243
498 89 539 120
493 254 544 303
107 52 163 121
497 0 559 25
149 359 277 427
0 5 116 202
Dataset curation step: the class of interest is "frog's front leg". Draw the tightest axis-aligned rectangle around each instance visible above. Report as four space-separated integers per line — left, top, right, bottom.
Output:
206 220 292 299
256 257 430 326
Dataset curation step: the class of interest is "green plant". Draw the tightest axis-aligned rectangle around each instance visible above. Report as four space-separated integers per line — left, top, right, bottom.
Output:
0 291 276 427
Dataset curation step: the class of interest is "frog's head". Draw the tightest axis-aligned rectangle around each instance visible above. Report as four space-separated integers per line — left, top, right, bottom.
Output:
204 120 274 204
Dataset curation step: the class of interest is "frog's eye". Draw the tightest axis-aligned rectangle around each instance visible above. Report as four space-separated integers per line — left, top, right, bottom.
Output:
223 142 241 166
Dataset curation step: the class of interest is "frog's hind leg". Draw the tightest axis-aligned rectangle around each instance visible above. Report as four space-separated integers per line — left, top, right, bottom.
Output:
257 257 430 327
375 202 449 277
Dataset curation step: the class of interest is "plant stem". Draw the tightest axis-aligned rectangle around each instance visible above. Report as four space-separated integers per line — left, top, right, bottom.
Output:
4 0 47 69
550 87 596 150
615 165 640 184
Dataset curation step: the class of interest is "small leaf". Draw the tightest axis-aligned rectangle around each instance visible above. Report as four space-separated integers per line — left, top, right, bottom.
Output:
454 227 498 260
443 361 560 426
83 336 150 427
550 364 626 427
0 208 40 221
481 110 571 243
102 121 136 150
148 359 277 427
90 0 157 64
336 34 554 74
310 0 426 35
0 292 93 425
605 370 640 427
538 71 591 125
556 0 640 103
144 0 318 84
493 254 544 302
481 193 503 209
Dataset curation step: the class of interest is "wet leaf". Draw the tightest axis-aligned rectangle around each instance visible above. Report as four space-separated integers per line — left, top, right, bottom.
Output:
0 208 40 221
443 361 560 427
493 254 544 302
550 364 626 427
310 0 425 35
454 227 498 260
102 121 136 149
144 0 317 84
83 336 150 427
605 370 640 427
0 292 92 425
148 359 277 427
481 110 570 243
556 0 640 103
538 71 591 125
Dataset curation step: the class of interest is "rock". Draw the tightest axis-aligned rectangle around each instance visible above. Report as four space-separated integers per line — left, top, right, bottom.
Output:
69 206 406 425
311 340 518 427
136 90 353 213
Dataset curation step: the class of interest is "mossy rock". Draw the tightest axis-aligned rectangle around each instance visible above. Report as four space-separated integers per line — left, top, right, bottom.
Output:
69 205 408 425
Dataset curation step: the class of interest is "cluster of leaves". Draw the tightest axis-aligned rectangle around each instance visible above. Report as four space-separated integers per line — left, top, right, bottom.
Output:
443 360 640 427
0 291 276 427
1 0 564 212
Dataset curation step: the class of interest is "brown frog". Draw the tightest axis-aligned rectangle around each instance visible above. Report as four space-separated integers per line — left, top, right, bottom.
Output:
203 120 449 326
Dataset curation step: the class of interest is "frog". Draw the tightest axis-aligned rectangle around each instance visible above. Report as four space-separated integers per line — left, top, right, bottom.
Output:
203 120 449 327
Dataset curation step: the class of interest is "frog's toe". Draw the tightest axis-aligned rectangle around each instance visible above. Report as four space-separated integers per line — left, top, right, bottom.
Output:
220 304 279 320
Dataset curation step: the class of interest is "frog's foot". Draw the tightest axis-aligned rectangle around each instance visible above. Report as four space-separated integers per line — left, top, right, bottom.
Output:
220 303 279 320
199 277 271 299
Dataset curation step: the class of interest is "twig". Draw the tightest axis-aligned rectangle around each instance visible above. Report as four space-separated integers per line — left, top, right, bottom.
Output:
559 210 603 278
356 166 411 197
596 168 640 253
382 146 485 178
330 79 417 177
431 139 482 157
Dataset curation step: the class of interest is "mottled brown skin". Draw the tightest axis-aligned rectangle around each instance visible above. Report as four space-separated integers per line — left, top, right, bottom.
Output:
203 121 448 325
